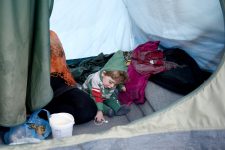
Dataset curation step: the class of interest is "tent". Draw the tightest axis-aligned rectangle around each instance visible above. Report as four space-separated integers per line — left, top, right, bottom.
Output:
0 0 225 149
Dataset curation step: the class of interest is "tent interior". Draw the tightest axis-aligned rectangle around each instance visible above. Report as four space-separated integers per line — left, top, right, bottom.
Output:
0 0 225 149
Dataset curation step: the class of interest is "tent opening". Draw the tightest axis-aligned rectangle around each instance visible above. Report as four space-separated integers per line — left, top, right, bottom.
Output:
46 0 225 136
0 0 225 148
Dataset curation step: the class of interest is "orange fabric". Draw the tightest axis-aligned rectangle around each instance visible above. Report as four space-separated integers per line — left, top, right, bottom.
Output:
50 30 76 86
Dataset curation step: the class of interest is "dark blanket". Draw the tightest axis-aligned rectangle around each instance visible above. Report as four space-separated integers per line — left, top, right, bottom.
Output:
150 48 212 95
67 53 113 84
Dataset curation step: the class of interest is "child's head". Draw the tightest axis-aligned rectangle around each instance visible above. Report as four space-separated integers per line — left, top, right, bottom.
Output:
102 70 128 88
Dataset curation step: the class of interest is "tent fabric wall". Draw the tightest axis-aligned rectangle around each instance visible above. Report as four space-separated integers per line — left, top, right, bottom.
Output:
50 0 133 60
124 0 224 72
50 0 224 72
0 0 53 126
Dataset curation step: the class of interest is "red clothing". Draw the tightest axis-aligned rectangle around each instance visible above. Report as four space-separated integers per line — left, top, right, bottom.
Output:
119 41 166 105
91 88 105 103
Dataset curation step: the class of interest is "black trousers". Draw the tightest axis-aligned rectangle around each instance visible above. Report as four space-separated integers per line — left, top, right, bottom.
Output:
44 77 97 124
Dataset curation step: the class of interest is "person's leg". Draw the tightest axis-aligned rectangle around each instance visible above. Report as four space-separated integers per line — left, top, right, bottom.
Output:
102 104 114 117
104 99 120 112
44 88 97 124
104 93 130 116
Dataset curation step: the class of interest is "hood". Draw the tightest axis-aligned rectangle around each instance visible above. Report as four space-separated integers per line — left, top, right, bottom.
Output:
102 50 127 72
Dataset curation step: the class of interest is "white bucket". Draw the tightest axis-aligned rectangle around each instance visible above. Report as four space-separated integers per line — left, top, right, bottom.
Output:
49 113 75 139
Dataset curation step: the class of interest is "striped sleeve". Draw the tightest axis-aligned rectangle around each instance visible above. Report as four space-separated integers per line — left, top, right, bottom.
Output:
91 88 104 110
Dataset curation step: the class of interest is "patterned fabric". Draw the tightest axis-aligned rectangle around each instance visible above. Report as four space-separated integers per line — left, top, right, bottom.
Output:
50 30 76 86
3 109 51 145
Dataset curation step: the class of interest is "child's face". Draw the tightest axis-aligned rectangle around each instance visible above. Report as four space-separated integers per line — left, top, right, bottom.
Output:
102 74 117 89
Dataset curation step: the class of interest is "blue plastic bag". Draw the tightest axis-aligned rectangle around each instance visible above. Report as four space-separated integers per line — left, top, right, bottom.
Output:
4 109 51 145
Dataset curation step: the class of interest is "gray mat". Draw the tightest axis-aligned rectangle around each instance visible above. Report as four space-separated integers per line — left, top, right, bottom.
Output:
71 81 183 136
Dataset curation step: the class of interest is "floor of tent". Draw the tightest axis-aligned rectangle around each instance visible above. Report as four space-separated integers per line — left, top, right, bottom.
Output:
0 81 183 145
70 81 183 136
66 81 182 137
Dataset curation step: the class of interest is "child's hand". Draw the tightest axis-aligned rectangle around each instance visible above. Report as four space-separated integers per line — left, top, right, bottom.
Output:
95 111 105 122
121 86 126 92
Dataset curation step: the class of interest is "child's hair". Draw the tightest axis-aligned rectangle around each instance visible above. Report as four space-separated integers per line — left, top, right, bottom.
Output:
104 70 128 84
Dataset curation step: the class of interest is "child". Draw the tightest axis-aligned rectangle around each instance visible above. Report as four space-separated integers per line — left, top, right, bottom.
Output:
83 50 130 122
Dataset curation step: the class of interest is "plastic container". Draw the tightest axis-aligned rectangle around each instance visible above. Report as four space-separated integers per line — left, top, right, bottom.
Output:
49 113 75 139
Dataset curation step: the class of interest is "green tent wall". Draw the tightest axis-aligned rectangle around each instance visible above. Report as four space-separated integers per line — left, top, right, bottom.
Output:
0 0 53 126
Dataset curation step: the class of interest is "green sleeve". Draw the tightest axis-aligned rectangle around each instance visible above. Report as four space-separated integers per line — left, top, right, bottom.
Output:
96 102 103 111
